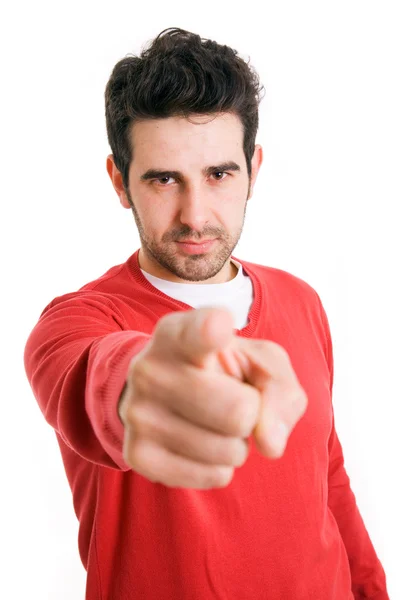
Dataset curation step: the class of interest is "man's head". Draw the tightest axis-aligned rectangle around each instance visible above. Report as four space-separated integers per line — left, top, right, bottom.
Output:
105 28 264 283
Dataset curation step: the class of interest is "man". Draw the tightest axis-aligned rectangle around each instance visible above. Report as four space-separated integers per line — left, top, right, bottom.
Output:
24 27 389 599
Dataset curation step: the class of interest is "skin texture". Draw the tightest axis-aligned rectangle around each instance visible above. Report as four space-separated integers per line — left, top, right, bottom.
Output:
107 112 263 284
118 307 308 488
107 112 308 488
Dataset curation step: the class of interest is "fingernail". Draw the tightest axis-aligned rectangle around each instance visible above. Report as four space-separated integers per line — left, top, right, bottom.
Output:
269 421 288 455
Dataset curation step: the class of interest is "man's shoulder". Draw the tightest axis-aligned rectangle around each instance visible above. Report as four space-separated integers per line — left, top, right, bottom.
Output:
78 260 131 293
40 256 137 318
236 255 318 300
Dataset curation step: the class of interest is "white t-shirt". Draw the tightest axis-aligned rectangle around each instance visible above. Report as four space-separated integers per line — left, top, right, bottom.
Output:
140 258 254 330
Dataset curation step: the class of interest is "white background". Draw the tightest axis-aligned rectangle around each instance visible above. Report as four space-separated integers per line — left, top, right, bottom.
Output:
1 1 399 598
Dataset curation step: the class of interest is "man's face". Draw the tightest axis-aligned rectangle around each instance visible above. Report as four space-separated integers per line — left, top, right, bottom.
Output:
111 112 262 283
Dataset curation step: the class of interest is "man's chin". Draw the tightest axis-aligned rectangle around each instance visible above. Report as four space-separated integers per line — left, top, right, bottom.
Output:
143 241 231 282
171 259 228 283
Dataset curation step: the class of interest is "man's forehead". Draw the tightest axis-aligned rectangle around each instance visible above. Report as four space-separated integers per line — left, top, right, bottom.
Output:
131 112 242 140
130 113 244 168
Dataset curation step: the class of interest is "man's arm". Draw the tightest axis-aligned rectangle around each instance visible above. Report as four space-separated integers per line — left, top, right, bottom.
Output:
23 291 151 470
317 292 389 600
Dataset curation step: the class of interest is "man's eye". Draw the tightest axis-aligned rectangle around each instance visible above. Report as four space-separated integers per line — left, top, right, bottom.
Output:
154 176 175 185
152 173 228 185
213 171 228 181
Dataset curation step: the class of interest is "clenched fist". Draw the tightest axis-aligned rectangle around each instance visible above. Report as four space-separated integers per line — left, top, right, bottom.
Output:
118 307 307 489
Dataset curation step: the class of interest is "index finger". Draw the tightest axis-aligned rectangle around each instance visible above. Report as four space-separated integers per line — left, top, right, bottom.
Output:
154 307 236 369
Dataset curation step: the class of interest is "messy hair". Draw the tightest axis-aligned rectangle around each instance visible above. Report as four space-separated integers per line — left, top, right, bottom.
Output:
105 27 265 190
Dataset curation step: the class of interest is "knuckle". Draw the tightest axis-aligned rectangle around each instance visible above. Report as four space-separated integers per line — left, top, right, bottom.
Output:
128 403 170 446
129 356 157 397
287 387 308 416
229 439 249 467
229 399 258 437
212 466 235 488
123 399 142 428
128 358 146 390
127 439 158 479
268 341 289 361
123 437 142 471
255 340 292 372
214 437 247 467
128 404 154 436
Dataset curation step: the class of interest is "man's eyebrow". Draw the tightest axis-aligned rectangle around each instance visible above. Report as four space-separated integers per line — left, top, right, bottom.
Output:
140 161 241 181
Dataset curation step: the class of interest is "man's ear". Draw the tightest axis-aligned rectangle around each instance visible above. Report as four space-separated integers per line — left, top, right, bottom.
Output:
106 154 131 209
248 144 263 200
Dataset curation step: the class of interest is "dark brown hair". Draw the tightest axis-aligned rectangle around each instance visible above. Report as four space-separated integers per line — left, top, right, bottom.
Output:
105 28 265 190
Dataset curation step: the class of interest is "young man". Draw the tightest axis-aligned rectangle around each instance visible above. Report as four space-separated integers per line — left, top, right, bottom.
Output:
24 28 388 599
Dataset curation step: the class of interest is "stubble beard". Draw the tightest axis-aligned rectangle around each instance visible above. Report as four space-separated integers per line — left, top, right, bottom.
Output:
125 188 248 282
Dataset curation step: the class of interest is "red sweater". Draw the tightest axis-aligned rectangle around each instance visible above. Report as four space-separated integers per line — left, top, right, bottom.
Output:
24 249 388 599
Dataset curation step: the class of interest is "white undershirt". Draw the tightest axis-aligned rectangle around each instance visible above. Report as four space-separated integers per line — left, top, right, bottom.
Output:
140 258 254 330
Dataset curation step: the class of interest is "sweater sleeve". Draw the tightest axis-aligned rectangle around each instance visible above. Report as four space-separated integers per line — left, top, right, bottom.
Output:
316 293 389 599
23 291 151 471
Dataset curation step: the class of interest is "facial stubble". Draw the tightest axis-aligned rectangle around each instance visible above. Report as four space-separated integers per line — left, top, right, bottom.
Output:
124 186 249 282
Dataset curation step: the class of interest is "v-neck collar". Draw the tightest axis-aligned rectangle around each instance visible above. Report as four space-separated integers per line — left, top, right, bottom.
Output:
126 249 264 337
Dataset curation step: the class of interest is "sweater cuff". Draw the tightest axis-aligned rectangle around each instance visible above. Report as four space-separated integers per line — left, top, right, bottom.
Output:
86 331 151 470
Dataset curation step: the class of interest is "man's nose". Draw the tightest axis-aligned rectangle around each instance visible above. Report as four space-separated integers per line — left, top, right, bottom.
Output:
177 184 210 232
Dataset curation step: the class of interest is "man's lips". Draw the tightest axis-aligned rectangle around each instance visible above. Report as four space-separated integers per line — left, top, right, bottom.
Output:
177 239 215 244
176 239 217 254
